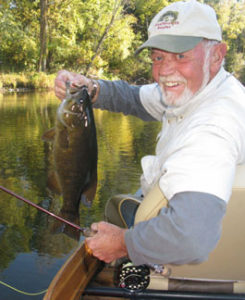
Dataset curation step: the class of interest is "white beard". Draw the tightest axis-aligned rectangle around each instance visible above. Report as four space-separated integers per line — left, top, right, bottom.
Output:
159 54 211 108
160 84 194 107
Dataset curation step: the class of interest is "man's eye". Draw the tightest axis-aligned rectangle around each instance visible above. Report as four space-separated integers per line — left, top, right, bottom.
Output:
176 54 185 59
152 56 163 63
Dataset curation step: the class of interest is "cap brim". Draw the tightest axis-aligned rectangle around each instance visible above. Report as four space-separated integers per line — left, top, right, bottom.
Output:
135 35 203 54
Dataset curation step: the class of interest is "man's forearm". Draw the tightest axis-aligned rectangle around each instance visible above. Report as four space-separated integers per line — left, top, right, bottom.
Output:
93 80 156 121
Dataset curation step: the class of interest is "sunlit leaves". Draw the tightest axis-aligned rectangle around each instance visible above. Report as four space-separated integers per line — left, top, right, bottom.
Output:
208 0 245 81
1 0 245 82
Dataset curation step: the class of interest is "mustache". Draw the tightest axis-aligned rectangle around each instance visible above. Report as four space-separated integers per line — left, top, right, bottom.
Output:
159 75 187 84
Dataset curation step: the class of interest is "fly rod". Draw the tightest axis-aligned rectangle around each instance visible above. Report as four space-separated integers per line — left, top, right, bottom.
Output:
0 185 93 237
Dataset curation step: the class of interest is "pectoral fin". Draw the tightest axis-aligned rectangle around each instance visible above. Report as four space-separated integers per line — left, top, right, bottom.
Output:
80 173 97 207
47 171 62 195
42 128 56 142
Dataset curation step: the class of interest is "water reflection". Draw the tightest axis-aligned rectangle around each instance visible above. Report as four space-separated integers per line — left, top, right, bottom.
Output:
0 91 160 299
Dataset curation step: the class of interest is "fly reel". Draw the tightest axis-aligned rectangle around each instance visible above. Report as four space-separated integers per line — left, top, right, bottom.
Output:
116 261 150 291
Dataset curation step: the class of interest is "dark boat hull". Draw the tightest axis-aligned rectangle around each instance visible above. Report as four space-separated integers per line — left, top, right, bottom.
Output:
83 287 245 300
82 264 245 300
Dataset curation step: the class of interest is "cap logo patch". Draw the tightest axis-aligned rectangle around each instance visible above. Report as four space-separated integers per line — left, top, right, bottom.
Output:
155 11 179 30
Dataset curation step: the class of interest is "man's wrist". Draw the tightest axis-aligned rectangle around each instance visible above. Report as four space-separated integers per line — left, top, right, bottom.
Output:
121 228 129 257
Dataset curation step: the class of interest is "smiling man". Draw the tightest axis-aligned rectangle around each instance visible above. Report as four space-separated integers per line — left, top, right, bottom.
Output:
147 43 227 109
54 0 245 266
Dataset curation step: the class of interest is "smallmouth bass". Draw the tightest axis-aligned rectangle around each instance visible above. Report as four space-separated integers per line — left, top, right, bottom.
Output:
43 83 97 212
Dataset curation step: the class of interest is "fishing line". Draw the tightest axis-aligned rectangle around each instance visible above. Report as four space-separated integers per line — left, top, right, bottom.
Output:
0 280 47 296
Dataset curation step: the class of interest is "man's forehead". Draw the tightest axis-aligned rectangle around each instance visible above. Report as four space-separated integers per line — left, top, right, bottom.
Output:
151 48 190 55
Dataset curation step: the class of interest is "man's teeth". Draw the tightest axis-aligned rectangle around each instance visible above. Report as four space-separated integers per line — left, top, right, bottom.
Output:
165 82 179 87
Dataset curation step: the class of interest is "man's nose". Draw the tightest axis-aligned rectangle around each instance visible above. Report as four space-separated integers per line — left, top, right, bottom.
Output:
159 57 176 76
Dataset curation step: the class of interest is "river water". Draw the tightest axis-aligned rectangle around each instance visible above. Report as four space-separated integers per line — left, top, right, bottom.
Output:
0 91 161 299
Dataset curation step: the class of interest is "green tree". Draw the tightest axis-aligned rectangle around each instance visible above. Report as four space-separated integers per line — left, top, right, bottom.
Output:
204 0 245 83
1 0 245 83
39 0 48 71
0 0 39 71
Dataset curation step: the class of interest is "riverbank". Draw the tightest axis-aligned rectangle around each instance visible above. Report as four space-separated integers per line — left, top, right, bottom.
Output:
0 72 152 94
0 72 56 93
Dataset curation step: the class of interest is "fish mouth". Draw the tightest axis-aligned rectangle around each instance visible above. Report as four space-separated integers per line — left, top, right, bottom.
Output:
57 84 89 128
57 99 84 128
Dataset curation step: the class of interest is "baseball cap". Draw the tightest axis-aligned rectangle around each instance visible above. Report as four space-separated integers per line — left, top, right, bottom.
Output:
136 0 222 54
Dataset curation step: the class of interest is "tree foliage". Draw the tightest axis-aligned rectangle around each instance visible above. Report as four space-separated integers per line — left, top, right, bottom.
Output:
203 0 245 83
1 0 245 83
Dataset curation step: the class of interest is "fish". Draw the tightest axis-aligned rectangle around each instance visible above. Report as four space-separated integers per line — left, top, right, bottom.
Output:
43 83 97 213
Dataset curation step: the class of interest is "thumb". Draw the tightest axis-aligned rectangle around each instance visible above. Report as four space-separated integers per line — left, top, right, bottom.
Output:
91 222 99 232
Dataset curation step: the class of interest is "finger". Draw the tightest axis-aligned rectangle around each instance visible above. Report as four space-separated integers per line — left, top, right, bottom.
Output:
84 240 93 256
54 86 66 100
54 77 66 91
54 71 70 100
70 74 84 86
91 222 99 232
56 70 73 82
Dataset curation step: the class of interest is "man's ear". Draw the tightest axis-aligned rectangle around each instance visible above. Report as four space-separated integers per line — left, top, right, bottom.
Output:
210 42 227 76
